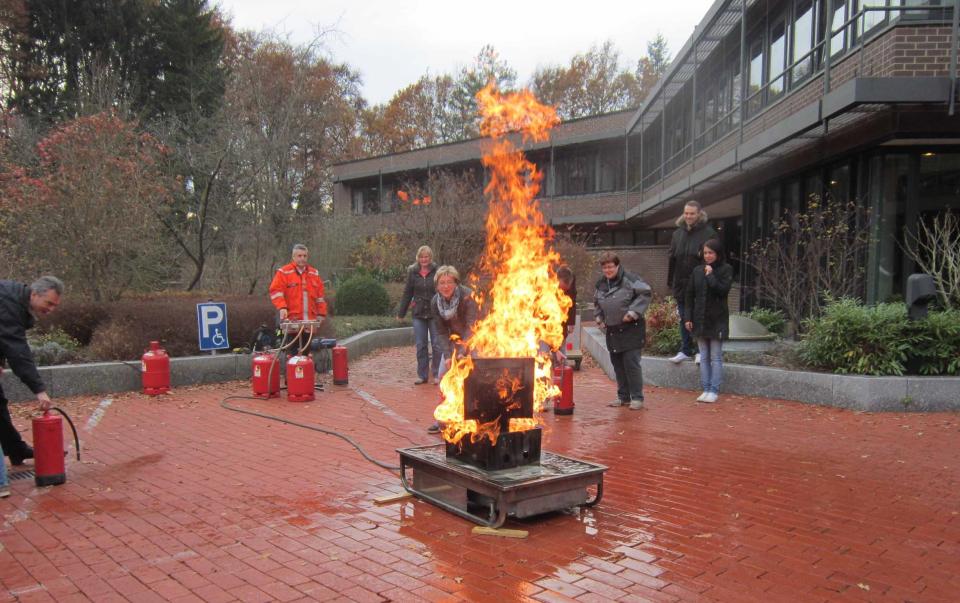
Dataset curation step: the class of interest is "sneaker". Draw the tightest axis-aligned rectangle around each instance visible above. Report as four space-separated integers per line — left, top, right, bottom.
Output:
669 352 691 364
0 486 9 499
694 353 701 365
414 379 428 385
608 399 628 407
628 399 644 410
702 392 718 403
696 392 708 402
427 422 441 433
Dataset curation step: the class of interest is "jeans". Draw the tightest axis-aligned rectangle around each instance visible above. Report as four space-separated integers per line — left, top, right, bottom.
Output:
0 441 7 487
413 317 441 381
676 301 695 356
609 348 644 402
697 337 723 394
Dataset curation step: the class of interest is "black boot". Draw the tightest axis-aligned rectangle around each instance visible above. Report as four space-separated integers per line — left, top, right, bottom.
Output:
9 444 34 466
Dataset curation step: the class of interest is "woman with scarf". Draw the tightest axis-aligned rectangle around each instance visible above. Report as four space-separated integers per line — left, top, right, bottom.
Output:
429 265 478 433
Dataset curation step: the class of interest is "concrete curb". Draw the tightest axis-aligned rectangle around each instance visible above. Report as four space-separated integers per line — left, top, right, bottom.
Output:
582 327 960 412
1 327 415 403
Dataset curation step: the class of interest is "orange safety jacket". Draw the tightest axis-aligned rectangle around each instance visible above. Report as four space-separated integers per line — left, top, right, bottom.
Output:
268 262 327 320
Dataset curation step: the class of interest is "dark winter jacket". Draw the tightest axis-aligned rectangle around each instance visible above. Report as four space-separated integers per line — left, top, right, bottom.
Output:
668 212 718 299
594 266 652 354
683 262 734 340
432 285 479 356
397 262 438 320
0 280 45 394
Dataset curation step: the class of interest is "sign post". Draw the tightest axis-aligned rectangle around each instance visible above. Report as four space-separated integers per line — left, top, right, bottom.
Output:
197 302 229 353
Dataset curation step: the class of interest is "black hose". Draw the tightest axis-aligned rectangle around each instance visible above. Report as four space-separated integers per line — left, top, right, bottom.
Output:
50 406 80 461
219 395 401 472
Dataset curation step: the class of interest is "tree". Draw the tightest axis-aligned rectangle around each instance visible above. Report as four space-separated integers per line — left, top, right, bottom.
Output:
0 112 175 300
745 195 872 335
531 41 642 120
448 45 517 141
636 32 671 101
903 211 960 309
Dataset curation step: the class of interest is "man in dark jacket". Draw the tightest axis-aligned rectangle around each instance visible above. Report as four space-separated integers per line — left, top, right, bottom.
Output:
0 276 63 465
667 201 717 363
594 252 652 410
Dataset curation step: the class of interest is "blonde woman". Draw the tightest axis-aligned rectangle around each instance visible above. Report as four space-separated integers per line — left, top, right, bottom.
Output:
396 246 440 384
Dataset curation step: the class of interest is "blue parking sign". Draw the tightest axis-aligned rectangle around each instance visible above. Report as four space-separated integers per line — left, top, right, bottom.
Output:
197 302 229 351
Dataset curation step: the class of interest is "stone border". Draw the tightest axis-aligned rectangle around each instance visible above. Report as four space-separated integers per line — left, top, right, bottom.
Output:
1 327 414 403
582 327 960 412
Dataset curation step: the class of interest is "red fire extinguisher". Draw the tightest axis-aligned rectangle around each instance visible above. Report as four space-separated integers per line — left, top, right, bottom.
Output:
32 407 79 487
142 341 170 395
286 355 315 402
553 364 575 415
332 345 348 385
251 352 280 399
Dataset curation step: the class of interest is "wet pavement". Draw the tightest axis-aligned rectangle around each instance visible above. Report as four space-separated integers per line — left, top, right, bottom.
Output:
2 346 959 602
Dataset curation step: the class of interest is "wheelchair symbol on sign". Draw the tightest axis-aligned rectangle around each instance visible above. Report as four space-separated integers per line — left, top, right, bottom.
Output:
211 329 225 346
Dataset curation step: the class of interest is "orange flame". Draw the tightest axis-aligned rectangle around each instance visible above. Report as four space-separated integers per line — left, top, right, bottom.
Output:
435 83 568 445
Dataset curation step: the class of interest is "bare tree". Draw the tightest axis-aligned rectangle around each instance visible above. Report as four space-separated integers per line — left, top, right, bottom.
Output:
903 210 960 309
745 195 872 335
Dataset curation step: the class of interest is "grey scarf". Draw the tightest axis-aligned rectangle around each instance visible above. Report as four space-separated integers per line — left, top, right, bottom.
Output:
436 286 462 321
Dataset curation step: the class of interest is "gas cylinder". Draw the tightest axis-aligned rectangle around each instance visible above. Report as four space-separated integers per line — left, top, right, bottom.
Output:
554 364 575 415
251 352 280 399
286 355 315 402
332 345 348 385
141 341 170 395
33 411 66 486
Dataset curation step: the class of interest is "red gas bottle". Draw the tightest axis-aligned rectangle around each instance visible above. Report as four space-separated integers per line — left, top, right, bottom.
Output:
332 345 348 385
251 352 280 399
286 355 315 402
553 364 574 415
33 411 66 486
142 341 170 395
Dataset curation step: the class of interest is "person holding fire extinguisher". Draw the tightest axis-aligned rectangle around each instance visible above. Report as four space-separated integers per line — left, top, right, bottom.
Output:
269 244 327 354
0 276 62 469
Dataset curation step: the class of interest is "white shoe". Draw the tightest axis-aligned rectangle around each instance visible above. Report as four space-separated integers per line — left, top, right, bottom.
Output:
696 392 708 402
702 393 718 403
0 486 10 498
694 353 701 365
669 352 691 364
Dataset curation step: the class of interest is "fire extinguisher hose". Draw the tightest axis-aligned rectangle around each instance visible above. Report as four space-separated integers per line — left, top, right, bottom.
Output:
51 406 81 461
219 396 400 472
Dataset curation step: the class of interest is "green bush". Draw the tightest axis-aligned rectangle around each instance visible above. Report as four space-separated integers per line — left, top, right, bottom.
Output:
644 296 682 356
29 328 82 365
799 298 960 376
742 307 786 336
333 274 391 316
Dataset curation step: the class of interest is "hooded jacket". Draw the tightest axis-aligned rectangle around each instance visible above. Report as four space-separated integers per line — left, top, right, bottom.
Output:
683 261 734 340
0 280 45 394
397 262 438 320
667 210 718 299
593 266 652 353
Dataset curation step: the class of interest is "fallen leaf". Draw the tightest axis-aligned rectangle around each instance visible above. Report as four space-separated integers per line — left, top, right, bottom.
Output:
857 583 870 591
453 576 464 584
693 533 713 538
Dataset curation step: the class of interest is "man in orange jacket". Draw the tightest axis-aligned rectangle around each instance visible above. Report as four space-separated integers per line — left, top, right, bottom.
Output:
269 244 327 322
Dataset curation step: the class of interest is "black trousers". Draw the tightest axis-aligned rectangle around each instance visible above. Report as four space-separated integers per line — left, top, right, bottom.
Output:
0 386 28 456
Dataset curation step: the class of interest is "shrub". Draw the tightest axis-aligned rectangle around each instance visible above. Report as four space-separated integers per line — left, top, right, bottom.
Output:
908 309 960 375
29 328 82 365
799 298 915 375
742 307 786 336
645 296 682 356
334 274 391 316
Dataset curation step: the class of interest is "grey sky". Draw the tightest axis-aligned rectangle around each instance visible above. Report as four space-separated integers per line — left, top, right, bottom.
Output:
215 0 714 105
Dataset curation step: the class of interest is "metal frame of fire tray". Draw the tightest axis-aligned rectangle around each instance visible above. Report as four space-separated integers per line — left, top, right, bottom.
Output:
397 444 606 528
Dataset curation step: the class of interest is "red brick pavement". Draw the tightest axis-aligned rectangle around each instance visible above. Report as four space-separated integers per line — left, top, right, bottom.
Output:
1 346 958 602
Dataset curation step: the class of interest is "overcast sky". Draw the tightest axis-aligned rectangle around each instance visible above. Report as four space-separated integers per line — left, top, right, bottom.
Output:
215 0 715 105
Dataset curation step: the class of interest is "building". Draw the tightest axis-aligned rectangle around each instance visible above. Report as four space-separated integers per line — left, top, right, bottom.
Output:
333 0 960 305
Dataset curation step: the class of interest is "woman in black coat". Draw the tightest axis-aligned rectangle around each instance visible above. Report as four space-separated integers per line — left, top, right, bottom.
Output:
683 239 733 404
396 245 440 384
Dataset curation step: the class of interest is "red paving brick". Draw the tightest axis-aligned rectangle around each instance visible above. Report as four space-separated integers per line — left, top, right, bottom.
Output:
2 345 959 601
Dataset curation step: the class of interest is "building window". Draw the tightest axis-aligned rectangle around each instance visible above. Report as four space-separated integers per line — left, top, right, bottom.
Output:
769 17 788 98
792 0 816 84
351 182 381 215
830 0 848 56
748 38 765 116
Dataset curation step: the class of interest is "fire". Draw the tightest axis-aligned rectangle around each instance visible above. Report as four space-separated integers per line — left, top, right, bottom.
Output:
435 84 570 445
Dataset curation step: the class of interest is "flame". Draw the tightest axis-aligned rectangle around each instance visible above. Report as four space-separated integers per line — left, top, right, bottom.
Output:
435 83 569 445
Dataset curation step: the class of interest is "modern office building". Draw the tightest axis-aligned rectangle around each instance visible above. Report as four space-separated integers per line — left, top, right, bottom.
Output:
333 0 960 305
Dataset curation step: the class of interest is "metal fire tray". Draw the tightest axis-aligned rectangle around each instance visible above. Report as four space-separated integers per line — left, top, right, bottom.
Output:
398 444 606 528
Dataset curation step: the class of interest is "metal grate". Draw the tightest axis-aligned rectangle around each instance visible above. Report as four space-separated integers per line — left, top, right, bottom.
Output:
9 469 34 481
